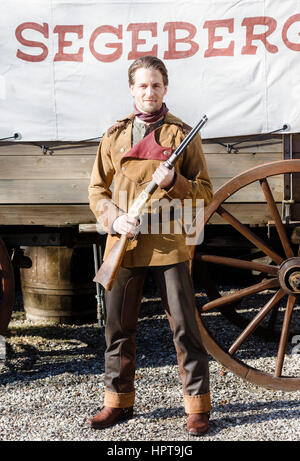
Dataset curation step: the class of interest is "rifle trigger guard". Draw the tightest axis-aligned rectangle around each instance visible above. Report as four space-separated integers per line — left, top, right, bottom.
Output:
128 215 143 241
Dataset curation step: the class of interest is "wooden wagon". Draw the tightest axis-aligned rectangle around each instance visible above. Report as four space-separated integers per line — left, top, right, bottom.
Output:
0 137 105 327
0 130 299 392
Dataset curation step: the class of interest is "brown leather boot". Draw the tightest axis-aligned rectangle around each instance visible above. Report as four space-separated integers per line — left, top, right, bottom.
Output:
186 413 209 436
86 406 134 429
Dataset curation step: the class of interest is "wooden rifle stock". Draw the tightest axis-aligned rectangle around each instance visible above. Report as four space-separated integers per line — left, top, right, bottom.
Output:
93 115 208 290
93 234 128 290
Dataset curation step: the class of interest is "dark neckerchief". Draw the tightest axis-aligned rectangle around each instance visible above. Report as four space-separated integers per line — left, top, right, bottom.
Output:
133 102 169 123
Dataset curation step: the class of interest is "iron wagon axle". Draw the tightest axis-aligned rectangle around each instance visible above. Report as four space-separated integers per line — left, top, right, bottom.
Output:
278 258 300 294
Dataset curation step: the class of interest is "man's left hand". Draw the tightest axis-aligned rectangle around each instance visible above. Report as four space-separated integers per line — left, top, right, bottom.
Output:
152 164 175 189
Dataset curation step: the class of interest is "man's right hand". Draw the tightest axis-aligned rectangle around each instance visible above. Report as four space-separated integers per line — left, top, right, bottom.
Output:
112 214 139 238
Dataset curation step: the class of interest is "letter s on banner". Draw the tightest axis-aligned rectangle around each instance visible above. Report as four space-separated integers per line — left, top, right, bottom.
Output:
15 22 49 62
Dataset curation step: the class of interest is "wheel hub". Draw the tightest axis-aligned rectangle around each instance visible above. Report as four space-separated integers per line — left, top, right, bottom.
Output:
278 257 300 294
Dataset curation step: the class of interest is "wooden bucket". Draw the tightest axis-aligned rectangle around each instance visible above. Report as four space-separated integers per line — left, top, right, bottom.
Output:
20 246 96 324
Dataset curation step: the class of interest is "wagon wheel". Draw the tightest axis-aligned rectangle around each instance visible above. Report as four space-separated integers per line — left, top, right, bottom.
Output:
194 160 300 391
0 237 15 334
194 250 284 341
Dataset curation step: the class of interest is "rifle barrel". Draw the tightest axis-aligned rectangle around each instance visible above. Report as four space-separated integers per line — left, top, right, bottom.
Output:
164 114 208 168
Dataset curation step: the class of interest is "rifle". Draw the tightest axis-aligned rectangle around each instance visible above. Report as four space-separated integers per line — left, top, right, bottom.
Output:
94 114 208 290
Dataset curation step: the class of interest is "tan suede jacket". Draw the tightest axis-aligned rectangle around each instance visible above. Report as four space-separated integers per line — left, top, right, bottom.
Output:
88 112 213 267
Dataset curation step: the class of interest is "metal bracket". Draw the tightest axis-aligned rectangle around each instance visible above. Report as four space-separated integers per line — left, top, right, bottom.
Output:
282 199 295 225
0 133 22 142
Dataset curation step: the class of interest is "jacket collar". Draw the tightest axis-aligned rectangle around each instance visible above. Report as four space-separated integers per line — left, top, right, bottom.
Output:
106 111 190 138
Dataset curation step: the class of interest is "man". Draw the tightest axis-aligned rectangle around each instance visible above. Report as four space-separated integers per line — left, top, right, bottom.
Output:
87 56 213 436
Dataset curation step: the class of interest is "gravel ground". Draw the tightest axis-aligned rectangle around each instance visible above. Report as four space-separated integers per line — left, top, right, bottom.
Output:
0 285 299 443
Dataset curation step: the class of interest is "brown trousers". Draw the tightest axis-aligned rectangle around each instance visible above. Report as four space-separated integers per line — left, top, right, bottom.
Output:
103 261 211 413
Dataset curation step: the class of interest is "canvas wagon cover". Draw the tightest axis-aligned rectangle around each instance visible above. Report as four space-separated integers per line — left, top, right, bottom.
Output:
0 0 299 141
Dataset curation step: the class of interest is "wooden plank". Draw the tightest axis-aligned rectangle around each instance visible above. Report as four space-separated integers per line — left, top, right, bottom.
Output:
202 140 282 154
0 205 95 226
212 176 283 202
0 143 99 156
0 153 281 181
0 179 90 204
206 153 281 178
79 224 98 233
0 176 283 205
0 155 95 179
208 203 280 225
0 203 284 226
79 203 281 227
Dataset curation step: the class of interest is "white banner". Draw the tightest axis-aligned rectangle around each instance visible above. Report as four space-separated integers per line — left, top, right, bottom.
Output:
0 0 300 141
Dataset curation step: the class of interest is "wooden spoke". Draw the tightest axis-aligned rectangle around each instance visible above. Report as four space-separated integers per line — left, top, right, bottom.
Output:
274 295 296 377
228 289 286 356
217 206 284 265
260 178 294 259
199 254 278 275
201 277 280 312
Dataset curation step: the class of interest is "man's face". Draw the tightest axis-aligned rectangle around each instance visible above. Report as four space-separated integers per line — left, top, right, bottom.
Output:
130 67 167 114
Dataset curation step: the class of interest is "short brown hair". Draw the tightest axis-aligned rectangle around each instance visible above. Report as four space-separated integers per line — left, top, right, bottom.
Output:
128 56 168 86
